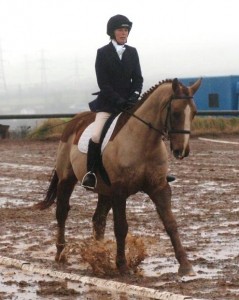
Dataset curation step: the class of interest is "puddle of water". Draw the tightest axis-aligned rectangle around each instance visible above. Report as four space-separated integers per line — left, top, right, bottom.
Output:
198 238 239 261
141 255 222 281
0 267 85 300
0 196 29 207
0 162 52 172
140 256 177 277
0 265 151 300
0 145 238 299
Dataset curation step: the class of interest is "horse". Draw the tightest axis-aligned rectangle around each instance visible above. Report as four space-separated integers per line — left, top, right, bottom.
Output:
36 78 202 276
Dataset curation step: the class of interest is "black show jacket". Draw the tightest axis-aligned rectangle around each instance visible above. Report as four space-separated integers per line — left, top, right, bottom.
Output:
89 42 143 113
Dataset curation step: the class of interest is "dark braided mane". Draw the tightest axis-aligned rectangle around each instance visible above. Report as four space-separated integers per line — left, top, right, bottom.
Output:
135 79 174 110
110 79 174 140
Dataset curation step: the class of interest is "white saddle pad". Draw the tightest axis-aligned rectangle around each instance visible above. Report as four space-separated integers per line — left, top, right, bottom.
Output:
78 114 120 153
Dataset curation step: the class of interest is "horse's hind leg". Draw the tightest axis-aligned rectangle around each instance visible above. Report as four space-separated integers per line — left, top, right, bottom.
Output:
92 193 112 241
111 195 129 274
55 173 77 262
148 184 195 276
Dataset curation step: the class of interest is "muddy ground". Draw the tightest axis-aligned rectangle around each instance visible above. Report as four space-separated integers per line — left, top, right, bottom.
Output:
0 137 238 300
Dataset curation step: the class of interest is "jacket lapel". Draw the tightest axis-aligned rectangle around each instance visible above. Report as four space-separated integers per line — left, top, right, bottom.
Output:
121 46 130 65
107 42 123 64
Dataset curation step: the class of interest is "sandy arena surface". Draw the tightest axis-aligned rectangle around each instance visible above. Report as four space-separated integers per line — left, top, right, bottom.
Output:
0 137 238 300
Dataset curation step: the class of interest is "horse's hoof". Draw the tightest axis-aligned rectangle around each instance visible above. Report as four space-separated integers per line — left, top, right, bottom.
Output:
178 265 196 277
55 252 67 263
118 264 131 275
93 229 104 241
94 235 104 241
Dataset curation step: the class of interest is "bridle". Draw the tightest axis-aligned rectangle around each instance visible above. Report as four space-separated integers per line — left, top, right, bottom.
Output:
164 95 194 136
123 94 194 139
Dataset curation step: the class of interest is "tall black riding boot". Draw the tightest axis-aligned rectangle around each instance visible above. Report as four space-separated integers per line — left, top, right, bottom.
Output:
81 139 101 190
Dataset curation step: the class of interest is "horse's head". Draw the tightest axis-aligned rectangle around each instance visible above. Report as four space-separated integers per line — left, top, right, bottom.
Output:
166 78 202 159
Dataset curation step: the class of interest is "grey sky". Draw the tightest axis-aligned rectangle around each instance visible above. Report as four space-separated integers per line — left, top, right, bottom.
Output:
0 0 239 90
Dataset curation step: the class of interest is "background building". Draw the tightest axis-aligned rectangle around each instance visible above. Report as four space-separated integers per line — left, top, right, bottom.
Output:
180 76 239 111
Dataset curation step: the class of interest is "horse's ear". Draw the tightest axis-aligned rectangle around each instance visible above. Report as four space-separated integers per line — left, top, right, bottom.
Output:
172 78 179 93
190 78 202 95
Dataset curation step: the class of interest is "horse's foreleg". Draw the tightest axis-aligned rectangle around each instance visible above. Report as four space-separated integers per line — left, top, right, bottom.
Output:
92 194 112 241
149 184 195 276
112 196 129 275
55 175 77 262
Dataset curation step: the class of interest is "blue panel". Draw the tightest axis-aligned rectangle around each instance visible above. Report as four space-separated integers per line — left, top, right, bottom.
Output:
180 76 239 111
236 82 239 94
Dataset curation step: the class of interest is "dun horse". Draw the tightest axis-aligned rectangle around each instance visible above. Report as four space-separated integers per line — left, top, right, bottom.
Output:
37 78 202 276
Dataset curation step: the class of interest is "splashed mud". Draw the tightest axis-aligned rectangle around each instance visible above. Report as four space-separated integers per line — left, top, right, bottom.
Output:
0 138 238 299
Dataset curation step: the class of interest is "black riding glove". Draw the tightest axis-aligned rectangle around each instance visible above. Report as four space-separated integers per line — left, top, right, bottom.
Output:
114 97 128 113
128 92 140 103
125 92 140 109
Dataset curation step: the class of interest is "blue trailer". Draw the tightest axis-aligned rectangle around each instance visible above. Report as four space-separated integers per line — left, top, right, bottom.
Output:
180 75 239 111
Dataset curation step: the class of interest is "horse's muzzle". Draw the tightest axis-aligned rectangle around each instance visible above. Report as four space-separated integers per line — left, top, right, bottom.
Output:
172 149 189 160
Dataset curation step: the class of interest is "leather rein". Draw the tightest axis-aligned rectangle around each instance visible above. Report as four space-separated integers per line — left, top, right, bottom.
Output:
123 95 194 139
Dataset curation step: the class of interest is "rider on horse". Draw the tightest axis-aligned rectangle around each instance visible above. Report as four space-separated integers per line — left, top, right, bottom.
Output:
81 15 175 189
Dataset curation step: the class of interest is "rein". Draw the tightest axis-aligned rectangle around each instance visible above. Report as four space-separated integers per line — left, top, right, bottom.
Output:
122 108 165 134
122 95 194 138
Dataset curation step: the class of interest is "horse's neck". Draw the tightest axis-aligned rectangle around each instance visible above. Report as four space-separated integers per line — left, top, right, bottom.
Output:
118 88 169 144
133 89 169 133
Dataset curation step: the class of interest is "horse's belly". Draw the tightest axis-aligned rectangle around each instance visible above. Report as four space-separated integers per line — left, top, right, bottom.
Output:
70 145 87 181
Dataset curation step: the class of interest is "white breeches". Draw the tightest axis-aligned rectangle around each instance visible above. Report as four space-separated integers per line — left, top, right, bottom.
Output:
91 112 111 143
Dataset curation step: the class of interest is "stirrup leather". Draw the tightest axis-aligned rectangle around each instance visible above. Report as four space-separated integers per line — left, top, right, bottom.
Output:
81 171 97 189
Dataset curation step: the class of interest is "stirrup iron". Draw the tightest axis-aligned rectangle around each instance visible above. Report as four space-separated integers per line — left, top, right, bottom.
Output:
81 171 97 190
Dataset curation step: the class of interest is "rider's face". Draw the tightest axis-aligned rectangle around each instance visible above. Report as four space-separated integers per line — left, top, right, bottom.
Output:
114 28 129 45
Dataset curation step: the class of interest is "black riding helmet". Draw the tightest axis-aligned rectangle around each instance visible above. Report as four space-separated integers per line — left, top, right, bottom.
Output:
107 14 132 38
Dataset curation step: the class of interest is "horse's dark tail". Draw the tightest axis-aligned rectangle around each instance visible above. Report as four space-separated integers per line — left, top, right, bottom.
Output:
35 169 58 210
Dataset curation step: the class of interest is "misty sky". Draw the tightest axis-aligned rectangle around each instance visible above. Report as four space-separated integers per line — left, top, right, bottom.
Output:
0 0 239 91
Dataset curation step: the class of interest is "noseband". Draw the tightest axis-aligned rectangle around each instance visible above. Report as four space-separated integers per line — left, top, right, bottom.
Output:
123 94 194 139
